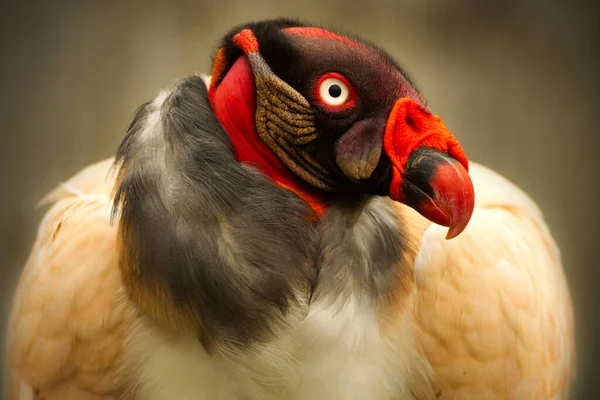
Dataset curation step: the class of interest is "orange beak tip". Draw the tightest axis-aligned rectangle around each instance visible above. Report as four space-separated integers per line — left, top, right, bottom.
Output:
432 161 475 240
391 149 475 240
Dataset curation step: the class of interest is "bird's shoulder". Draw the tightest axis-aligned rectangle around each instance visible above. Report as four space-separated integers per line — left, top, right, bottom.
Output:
412 162 575 399
7 158 136 399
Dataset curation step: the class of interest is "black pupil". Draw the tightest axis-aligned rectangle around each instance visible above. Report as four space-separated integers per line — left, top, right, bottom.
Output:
328 84 342 98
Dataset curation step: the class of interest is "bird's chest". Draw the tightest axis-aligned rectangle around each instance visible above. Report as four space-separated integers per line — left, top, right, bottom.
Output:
127 200 428 399
130 296 416 400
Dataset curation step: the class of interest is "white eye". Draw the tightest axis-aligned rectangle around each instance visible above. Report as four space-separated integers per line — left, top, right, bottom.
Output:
318 77 350 106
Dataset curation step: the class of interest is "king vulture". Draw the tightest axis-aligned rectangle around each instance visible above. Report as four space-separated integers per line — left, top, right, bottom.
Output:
6 18 575 400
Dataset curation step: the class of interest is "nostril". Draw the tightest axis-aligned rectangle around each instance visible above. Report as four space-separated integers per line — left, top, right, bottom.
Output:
405 114 418 131
401 99 432 133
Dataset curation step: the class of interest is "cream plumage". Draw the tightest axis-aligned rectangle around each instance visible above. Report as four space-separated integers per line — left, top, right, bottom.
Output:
6 19 575 400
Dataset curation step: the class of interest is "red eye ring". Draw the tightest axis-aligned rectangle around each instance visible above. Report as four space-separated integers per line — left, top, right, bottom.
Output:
313 72 357 111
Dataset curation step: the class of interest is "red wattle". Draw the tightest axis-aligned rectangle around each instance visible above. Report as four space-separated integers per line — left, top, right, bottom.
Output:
383 98 469 201
208 56 328 219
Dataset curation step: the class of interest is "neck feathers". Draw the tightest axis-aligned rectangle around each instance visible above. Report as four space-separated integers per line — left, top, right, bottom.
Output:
112 76 318 349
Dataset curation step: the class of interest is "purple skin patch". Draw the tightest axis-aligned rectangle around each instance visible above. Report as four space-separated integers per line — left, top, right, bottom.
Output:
334 117 387 181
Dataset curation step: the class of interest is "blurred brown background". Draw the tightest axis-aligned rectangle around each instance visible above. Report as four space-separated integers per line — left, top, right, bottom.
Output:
1 0 598 398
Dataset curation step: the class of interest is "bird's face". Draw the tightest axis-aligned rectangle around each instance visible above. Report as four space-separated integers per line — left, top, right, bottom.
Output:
208 20 474 238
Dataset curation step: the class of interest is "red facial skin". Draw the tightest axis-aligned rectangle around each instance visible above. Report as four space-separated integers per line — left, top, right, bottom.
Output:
209 56 329 219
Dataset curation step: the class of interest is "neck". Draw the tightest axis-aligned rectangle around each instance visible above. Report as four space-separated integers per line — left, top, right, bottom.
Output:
208 57 328 218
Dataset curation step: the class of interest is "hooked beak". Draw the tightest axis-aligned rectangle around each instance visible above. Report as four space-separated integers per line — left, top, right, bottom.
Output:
383 98 475 239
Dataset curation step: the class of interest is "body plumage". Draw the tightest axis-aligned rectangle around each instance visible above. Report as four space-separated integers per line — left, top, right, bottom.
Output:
6 19 575 399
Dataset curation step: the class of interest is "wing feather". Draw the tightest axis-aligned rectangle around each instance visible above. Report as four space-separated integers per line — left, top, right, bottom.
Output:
7 159 135 400
414 163 575 399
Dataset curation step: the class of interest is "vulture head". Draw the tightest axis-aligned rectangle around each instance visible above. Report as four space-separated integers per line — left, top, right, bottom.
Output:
208 19 474 238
